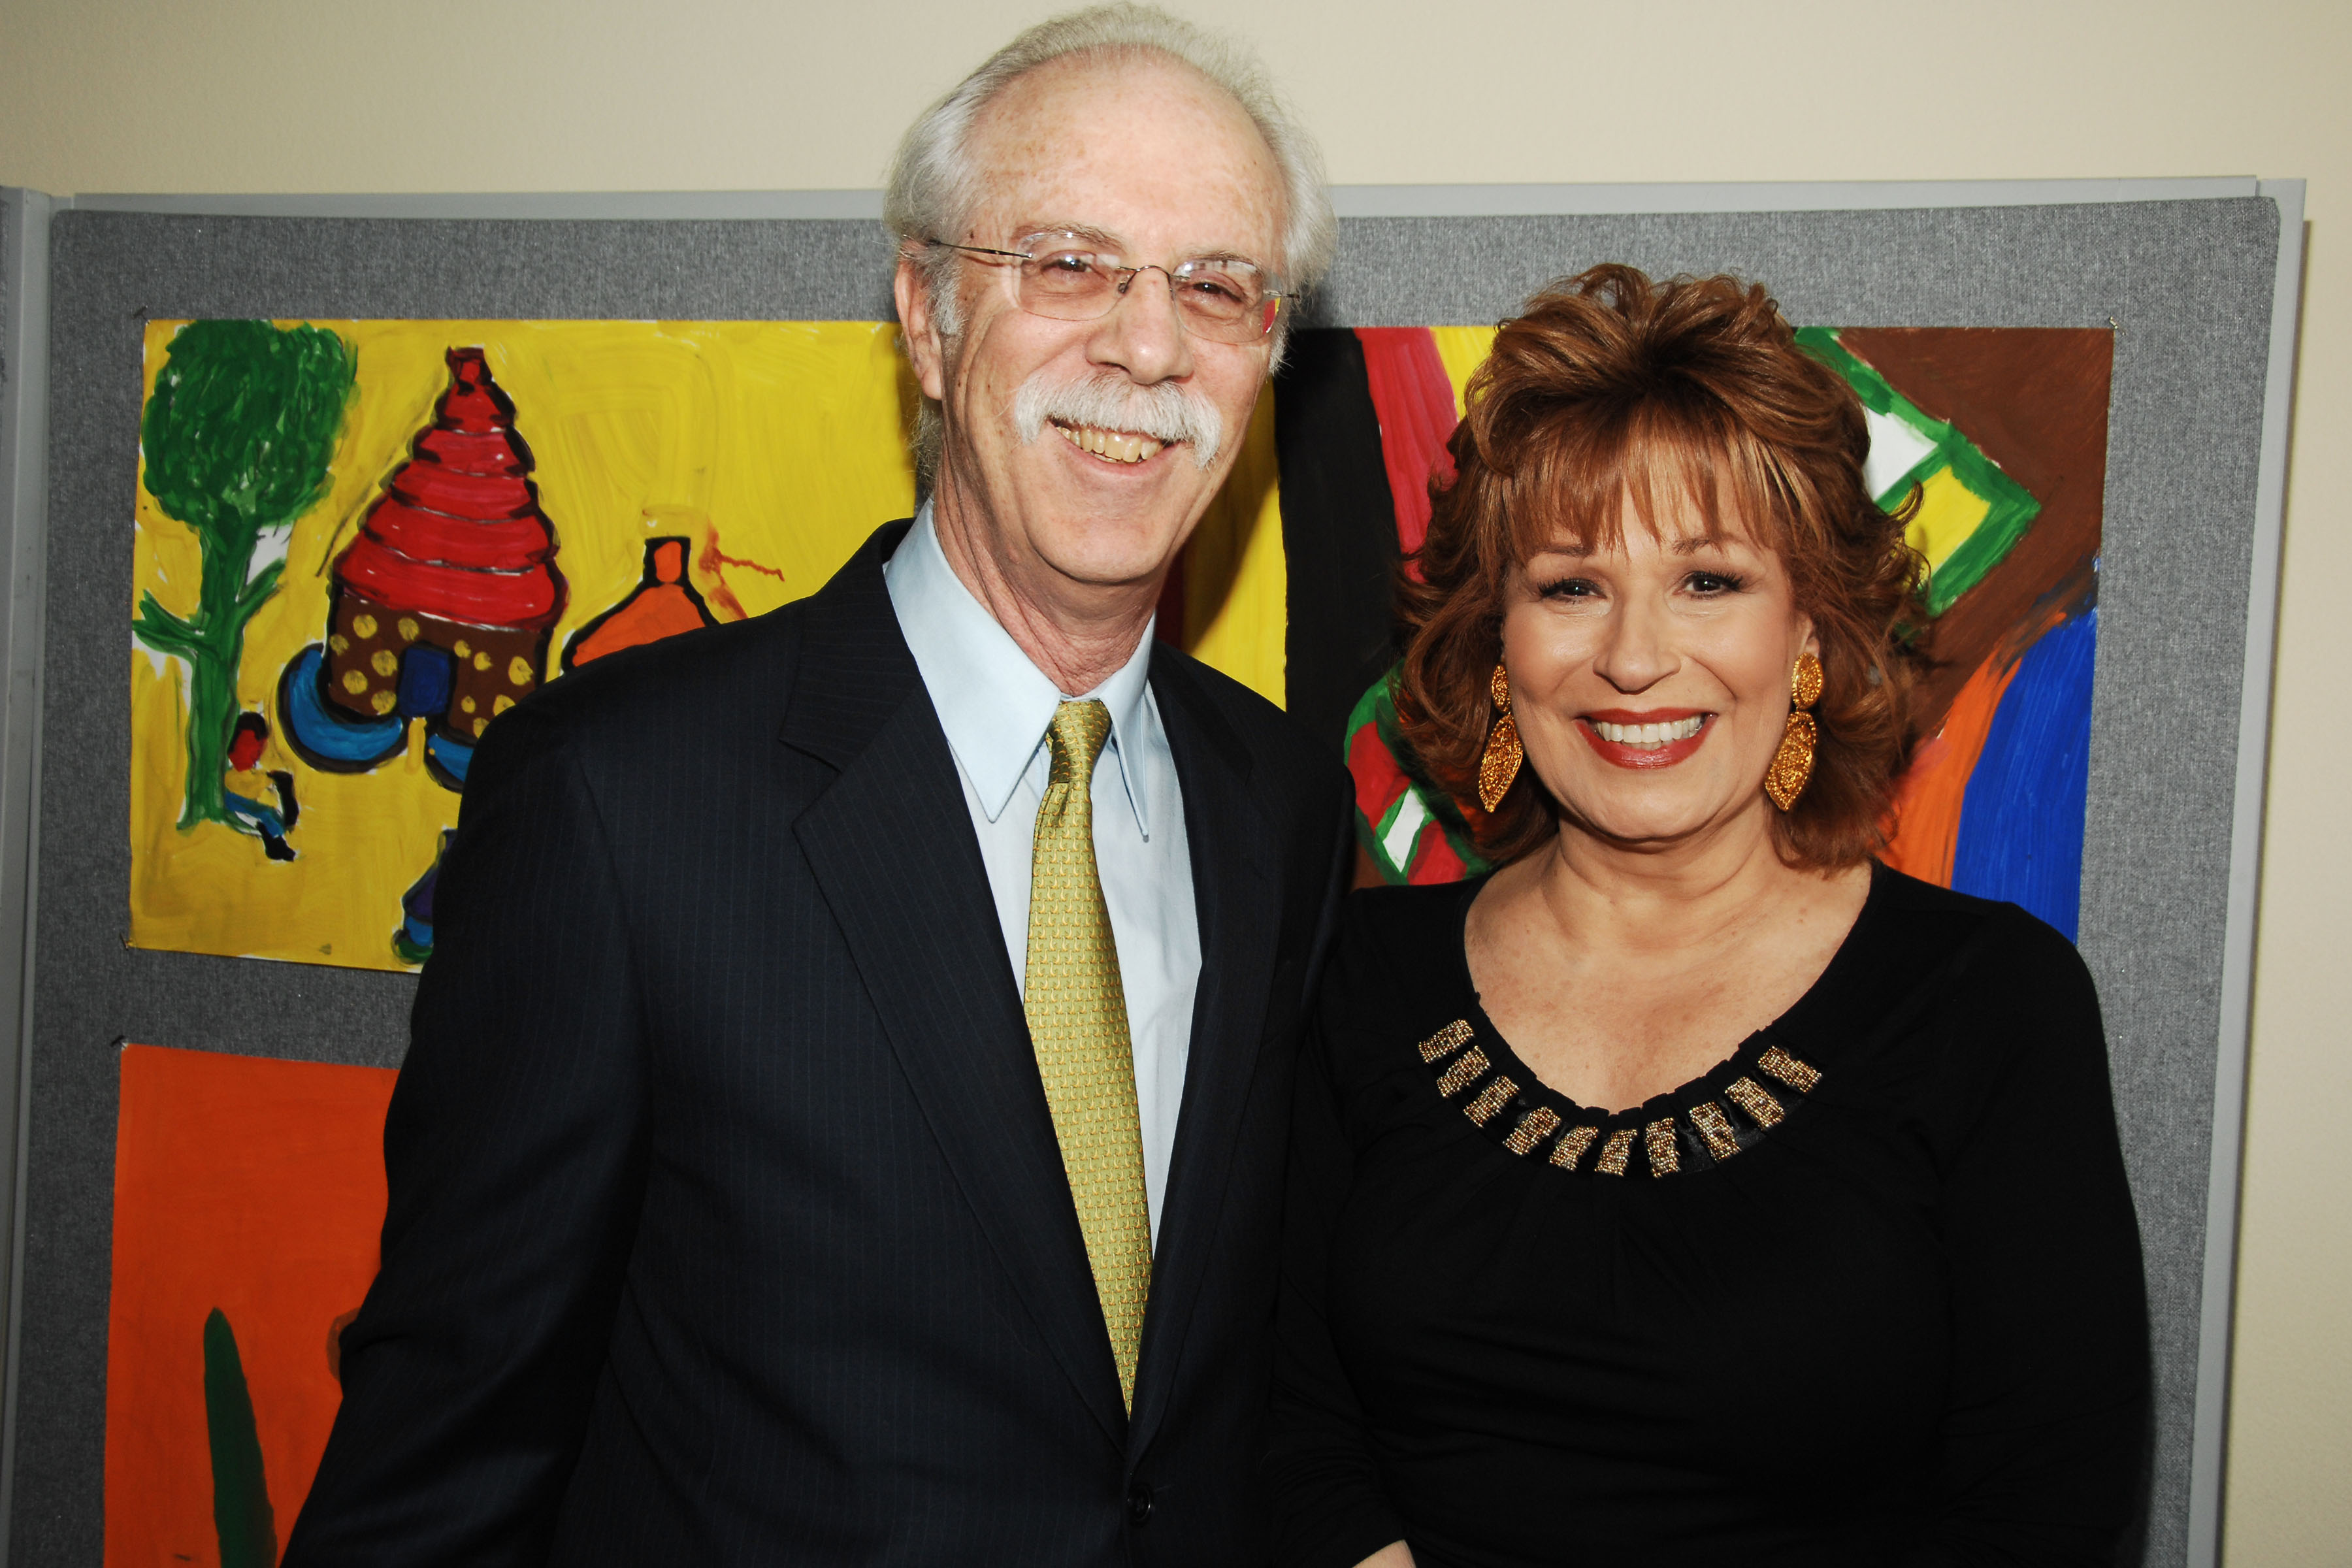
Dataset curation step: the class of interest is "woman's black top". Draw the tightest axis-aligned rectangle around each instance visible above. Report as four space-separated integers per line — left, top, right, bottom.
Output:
1269 864 2148 1568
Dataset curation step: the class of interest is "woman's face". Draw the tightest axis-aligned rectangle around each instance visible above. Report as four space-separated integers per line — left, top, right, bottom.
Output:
1501 489 1818 852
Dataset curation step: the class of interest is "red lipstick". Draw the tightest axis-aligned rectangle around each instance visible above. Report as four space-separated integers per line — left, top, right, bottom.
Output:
1575 709 1713 771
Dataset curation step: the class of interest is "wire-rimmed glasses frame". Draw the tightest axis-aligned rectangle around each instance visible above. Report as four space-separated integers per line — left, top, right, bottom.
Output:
923 232 1285 344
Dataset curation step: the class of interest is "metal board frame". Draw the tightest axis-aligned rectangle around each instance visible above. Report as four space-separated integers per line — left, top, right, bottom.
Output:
0 188 56 1558
2191 174 2303 1558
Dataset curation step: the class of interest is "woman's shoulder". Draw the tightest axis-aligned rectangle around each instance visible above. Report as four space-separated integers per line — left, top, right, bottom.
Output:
1332 877 1481 964
1838 864 2106 1098
1315 878 1486 1037
1863 863 2093 996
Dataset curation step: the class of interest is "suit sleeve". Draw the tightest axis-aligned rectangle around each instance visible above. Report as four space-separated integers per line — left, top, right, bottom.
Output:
284 708 650 1567
1904 915 2151 1567
1266 913 1410 1568
1299 768 1359 1004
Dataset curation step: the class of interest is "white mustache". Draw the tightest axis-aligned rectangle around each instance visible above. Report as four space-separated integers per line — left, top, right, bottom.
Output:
1012 370 1225 470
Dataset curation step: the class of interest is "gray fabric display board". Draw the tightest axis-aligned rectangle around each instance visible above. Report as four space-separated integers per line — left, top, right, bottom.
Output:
4 186 2296 1567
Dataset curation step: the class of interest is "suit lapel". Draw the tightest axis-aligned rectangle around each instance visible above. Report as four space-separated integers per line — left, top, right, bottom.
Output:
1128 655 1278 1454
782 523 1127 1445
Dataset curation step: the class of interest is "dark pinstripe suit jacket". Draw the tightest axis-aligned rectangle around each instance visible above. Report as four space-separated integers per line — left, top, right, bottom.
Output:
284 520 1354 1567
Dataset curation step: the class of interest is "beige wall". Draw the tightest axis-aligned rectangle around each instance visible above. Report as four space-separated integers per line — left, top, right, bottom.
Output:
4 0 2347 1557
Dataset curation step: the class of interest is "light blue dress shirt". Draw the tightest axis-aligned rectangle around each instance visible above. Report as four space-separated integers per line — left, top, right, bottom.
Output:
884 506 1201 1241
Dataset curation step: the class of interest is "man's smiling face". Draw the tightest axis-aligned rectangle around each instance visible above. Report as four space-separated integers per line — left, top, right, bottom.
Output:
901 52 1287 602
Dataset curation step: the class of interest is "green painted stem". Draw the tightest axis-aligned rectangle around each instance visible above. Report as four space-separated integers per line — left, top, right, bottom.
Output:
167 534 260 829
201 1307 278 1568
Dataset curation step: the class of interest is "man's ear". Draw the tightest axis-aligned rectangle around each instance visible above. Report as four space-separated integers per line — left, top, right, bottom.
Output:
894 254 949 405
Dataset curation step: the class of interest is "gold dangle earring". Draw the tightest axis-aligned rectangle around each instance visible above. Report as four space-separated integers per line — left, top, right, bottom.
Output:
1478 663 1524 812
1764 652 1825 811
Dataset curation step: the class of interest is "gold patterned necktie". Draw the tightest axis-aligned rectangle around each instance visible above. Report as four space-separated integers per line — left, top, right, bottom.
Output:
1024 698 1153 1413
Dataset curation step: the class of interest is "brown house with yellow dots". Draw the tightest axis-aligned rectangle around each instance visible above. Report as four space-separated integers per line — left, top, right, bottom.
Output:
323 348 565 745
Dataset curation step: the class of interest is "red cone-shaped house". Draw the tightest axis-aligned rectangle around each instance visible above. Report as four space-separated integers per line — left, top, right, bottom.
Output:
324 348 566 741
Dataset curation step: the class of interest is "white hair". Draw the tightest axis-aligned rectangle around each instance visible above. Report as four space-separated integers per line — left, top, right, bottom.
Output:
884 3 1335 485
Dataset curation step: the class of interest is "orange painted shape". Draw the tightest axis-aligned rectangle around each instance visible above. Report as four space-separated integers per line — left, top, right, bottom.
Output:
1882 649 2026 887
105 1045 397 1568
569 585 712 665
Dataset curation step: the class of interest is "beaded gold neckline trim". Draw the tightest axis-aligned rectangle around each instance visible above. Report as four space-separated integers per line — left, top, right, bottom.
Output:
1415 1019 1823 1177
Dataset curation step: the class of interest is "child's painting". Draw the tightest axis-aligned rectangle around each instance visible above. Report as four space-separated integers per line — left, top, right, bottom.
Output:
104 1044 397 1568
125 317 1288 971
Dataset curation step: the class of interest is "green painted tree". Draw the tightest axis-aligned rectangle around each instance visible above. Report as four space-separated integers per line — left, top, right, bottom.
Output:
137 319 355 828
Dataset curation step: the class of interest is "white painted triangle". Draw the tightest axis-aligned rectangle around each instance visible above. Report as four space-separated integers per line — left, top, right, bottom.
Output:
1382 787 1433 873
1862 404 1938 502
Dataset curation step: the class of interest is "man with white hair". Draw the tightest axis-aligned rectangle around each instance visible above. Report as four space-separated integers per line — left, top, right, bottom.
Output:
285 7 1350 1564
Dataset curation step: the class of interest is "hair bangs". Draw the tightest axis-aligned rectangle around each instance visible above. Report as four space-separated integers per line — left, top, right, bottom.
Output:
1492 393 1792 567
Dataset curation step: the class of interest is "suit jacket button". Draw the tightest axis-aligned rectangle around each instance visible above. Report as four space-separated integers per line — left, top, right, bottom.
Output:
1126 1480 1153 1527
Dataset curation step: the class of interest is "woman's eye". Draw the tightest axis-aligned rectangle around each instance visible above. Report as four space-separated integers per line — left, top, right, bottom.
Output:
1536 577 1599 600
1685 571 1746 595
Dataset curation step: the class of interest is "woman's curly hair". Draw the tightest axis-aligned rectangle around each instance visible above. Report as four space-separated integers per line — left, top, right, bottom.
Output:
1393 264 1927 870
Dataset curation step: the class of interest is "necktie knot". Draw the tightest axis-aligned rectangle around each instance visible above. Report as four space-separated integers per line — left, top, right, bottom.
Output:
1047 699 1113 788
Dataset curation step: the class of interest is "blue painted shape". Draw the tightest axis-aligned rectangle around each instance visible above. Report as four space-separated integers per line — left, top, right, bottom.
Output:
425 731 475 788
1952 608 2097 941
278 644 404 768
396 644 456 719
221 791 286 840
403 830 449 927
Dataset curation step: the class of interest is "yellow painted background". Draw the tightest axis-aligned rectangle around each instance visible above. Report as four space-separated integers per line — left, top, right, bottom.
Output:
129 318 1290 970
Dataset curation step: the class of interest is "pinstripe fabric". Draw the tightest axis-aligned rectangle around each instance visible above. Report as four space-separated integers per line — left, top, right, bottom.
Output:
285 521 1356 1567
1026 700 1153 1412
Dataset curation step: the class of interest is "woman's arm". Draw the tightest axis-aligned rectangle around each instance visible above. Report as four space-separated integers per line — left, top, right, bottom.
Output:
1921 913 2150 1563
1352 1544 1416 1567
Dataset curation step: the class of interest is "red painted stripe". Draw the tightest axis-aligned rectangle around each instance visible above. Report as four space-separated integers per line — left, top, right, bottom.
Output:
435 349 515 432
338 536 562 627
1345 719 1413 827
1354 327 1462 563
359 498 555 571
1405 823 1466 885
412 429 527 474
391 464 536 519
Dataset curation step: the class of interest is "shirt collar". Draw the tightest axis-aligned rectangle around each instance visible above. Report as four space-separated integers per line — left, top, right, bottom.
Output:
884 501 1158 835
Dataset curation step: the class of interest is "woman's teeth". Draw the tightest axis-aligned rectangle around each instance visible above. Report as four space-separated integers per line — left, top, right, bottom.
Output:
1592 715 1706 748
1056 422 1165 464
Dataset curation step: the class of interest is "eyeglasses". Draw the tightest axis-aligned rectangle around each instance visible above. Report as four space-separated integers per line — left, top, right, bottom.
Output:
924 231 1285 344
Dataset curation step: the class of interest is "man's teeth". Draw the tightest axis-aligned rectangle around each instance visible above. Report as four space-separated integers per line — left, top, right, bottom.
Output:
1056 422 1166 464
1593 715 1706 748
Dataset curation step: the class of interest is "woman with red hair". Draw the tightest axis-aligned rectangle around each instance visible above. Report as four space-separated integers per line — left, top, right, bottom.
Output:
1269 267 2148 1566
